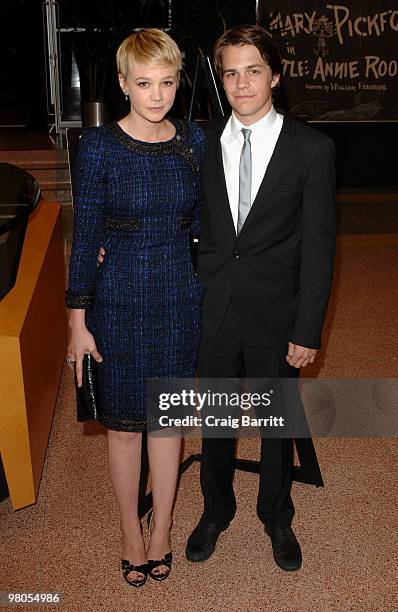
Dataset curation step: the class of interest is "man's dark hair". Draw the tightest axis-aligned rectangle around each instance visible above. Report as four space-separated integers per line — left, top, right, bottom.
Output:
214 24 282 78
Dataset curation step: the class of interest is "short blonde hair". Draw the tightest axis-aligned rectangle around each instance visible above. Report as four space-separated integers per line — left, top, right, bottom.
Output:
116 29 182 78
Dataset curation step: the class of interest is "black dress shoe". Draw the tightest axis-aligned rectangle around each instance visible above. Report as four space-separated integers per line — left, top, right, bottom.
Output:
264 523 302 571
186 515 229 562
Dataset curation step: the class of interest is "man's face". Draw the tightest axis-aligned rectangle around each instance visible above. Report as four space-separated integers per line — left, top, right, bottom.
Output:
221 44 280 125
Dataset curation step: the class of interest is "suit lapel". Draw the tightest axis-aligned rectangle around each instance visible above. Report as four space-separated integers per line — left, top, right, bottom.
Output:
238 116 296 237
205 117 236 236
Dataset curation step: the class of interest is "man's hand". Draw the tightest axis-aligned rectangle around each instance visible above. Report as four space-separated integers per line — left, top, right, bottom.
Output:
97 246 105 265
286 342 317 368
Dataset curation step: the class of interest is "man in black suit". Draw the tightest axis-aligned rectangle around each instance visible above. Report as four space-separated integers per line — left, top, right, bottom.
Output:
186 25 336 571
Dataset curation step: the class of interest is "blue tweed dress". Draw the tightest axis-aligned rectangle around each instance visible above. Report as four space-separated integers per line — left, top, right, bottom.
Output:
66 119 204 431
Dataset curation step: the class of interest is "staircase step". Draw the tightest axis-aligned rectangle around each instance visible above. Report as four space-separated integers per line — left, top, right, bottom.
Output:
0 149 68 166
24 167 71 183
41 188 72 203
39 179 71 191
0 148 72 204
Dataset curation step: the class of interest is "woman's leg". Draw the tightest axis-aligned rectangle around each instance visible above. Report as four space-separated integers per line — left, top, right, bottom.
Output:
146 432 182 575
107 430 146 580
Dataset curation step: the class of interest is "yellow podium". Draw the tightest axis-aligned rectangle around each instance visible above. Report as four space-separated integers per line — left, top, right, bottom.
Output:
0 202 67 510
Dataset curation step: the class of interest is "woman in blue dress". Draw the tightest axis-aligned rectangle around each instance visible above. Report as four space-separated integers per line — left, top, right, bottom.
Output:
66 29 204 587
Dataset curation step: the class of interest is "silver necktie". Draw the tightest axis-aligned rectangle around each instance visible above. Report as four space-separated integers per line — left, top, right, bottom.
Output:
237 128 252 234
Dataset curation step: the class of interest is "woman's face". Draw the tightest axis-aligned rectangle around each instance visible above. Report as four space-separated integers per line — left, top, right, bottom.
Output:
119 59 178 124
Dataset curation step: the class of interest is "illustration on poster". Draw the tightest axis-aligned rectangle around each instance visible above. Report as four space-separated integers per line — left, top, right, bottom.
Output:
270 5 398 45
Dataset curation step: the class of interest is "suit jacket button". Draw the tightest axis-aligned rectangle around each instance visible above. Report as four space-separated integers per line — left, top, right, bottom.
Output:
233 250 240 259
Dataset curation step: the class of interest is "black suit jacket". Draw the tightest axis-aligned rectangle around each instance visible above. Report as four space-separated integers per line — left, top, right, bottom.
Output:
197 114 336 349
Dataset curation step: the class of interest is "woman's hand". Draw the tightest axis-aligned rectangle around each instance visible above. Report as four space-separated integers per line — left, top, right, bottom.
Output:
67 312 103 387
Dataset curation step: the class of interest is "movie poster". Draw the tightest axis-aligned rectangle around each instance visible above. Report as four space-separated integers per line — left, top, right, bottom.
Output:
266 1 398 120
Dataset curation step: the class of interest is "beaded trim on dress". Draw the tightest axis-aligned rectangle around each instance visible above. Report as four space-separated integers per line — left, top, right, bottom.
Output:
65 291 94 308
106 119 200 173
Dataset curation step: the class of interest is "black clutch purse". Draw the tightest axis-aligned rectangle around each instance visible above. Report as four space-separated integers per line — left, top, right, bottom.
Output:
75 353 101 421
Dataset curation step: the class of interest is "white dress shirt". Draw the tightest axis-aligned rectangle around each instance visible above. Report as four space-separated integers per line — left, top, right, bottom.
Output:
220 106 284 232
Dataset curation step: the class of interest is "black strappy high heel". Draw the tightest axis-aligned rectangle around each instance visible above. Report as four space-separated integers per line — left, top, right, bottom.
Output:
147 510 173 581
148 551 173 581
121 559 148 587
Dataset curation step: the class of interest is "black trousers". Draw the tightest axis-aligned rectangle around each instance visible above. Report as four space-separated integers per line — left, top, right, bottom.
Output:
197 302 299 528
